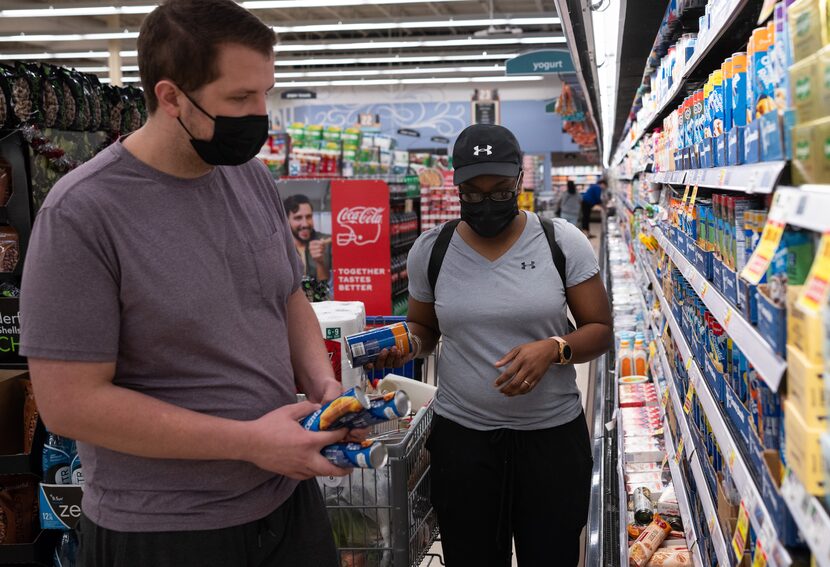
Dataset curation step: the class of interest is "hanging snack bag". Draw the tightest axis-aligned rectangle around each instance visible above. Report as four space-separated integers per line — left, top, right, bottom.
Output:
84 74 103 132
69 70 92 131
39 64 64 130
8 63 40 126
55 67 79 130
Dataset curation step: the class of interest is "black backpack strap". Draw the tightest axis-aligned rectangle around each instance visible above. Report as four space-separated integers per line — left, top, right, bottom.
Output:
428 219 462 297
537 214 567 287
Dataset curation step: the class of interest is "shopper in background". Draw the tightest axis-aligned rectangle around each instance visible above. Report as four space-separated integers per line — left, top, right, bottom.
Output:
580 178 606 238
19 1 356 566
372 124 613 566
283 194 332 281
558 179 582 227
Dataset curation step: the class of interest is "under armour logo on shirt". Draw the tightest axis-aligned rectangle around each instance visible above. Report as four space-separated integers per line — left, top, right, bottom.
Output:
521 261 536 270
473 145 492 156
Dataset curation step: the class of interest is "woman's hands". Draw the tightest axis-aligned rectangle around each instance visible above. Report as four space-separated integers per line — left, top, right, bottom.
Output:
493 339 559 397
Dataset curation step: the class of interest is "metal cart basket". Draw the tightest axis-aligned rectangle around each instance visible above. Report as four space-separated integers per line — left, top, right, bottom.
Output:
319 316 440 567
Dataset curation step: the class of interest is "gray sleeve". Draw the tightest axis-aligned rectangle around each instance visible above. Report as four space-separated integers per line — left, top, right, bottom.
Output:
20 204 120 361
555 219 600 287
406 228 440 303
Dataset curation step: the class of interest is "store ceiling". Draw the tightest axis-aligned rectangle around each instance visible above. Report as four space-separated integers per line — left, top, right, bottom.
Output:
0 0 564 87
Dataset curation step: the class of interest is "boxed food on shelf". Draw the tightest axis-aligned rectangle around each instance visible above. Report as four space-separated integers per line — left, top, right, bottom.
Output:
786 285 825 364
785 344 826 427
757 284 787 357
787 0 826 63
821 432 830 509
625 436 666 463
784 399 826 496
789 54 820 123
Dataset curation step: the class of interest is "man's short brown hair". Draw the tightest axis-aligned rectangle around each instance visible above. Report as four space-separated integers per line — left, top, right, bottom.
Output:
138 0 276 113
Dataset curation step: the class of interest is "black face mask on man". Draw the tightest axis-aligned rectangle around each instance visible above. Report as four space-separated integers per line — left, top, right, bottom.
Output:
460 195 519 238
177 91 269 166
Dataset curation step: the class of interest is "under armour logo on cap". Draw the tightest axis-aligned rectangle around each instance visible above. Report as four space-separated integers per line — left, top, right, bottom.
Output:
473 145 492 156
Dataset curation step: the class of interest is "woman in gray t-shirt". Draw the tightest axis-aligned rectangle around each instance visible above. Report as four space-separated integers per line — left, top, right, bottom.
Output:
372 124 613 566
559 180 582 227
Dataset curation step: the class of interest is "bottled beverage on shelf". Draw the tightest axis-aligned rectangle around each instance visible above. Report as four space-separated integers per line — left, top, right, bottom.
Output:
633 338 648 376
619 339 635 378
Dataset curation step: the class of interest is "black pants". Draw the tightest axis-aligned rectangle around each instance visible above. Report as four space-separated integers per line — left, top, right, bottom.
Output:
426 413 593 567
77 479 338 567
580 200 595 231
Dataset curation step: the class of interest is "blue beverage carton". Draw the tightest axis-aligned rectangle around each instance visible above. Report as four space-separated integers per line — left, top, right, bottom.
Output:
728 126 745 165
42 434 75 485
732 52 749 128
722 58 734 131
744 120 762 164
716 133 728 166
760 111 784 161
322 440 388 468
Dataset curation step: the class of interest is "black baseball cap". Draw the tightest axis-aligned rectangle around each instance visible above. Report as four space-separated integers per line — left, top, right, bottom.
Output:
452 124 523 185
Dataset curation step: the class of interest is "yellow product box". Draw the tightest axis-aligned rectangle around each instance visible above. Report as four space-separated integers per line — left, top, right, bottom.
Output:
814 116 830 183
785 344 827 427
787 285 826 363
789 0 826 62
784 399 826 496
790 54 820 123
792 121 818 184
819 46 830 113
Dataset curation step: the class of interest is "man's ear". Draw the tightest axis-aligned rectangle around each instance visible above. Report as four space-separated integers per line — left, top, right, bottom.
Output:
155 80 184 119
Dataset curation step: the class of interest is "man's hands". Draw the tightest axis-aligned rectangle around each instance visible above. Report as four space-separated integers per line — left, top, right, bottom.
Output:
245 401 369 479
493 339 559 397
309 237 331 267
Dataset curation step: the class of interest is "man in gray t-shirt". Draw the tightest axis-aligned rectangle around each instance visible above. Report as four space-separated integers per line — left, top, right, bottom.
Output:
20 2 355 565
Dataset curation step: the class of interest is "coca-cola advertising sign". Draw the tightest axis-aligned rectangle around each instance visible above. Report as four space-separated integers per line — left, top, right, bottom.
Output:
330 180 391 315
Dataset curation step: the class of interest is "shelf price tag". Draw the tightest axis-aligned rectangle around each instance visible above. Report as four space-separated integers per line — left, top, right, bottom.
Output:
728 449 737 470
732 501 750 558
700 282 709 297
683 383 695 414
797 231 830 315
724 307 734 330
687 185 699 212
718 168 729 185
661 387 670 411
741 220 785 285
680 184 691 206
684 356 694 371
674 437 684 464
751 540 767 567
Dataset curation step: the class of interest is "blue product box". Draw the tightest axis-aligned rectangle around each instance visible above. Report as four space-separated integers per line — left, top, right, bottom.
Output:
693 242 714 280
744 120 761 164
728 127 745 165
739 278 758 324
724 383 753 449
39 484 82 530
783 109 796 160
675 150 684 170
714 135 725 167
713 260 724 294
721 264 740 307
704 355 725 402
757 285 786 357
685 147 693 170
690 146 700 169
699 140 710 168
760 112 784 161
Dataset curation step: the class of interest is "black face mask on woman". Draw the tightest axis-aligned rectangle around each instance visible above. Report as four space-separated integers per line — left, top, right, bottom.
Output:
177 91 269 166
460 195 519 238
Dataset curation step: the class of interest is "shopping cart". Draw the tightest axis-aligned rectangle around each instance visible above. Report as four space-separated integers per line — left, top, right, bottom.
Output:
320 315 441 567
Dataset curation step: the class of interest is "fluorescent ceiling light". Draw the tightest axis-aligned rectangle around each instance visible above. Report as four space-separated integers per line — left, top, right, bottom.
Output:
75 65 140 73
0 0 464 18
276 53 517 66
275 36 564 53
0 50 137 61
274 64 505 78
273 75 544 87
0 32 139 43
99 77 142 84
274 16 560 34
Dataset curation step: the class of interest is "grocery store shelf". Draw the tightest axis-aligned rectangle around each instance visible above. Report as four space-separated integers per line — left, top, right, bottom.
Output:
654 227 787 391
644 261 793 567
774 185 830 232
649 161 787 194
650 292 730 567
780 471 830 567
614 0 756 166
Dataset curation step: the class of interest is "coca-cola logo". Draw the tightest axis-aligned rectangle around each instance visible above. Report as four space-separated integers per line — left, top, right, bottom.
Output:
336 206 385 246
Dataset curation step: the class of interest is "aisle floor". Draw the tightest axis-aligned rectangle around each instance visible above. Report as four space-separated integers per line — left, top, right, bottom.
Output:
418 222 601 567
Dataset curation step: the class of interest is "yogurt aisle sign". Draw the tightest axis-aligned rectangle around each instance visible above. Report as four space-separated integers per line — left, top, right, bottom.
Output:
505 49 576 75
330 180 391 315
